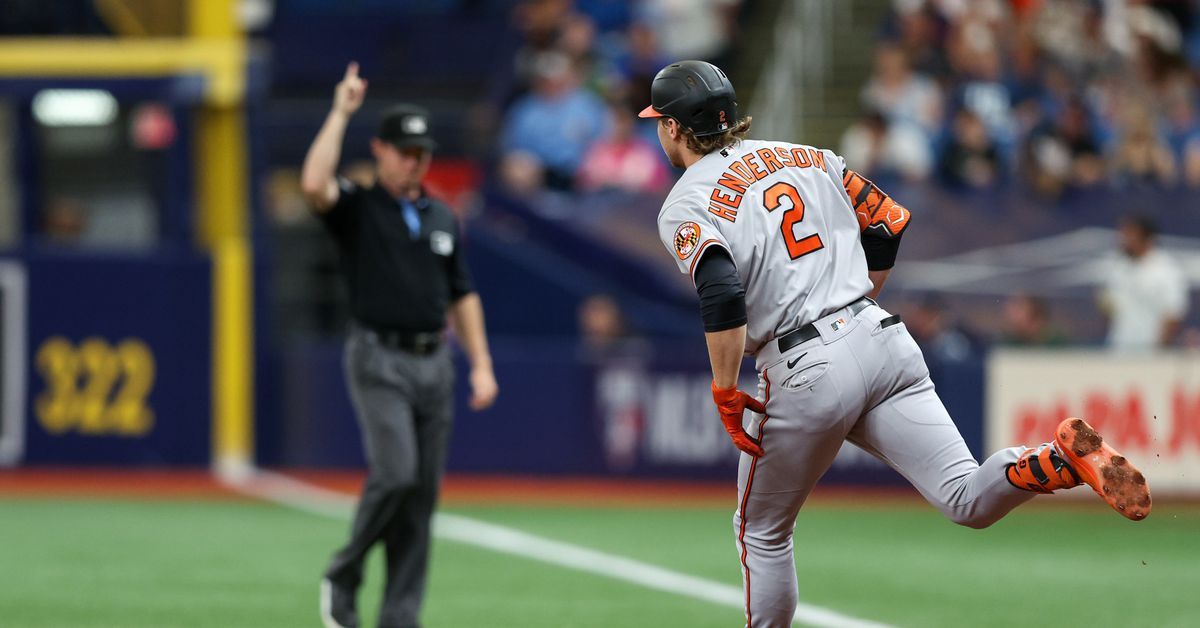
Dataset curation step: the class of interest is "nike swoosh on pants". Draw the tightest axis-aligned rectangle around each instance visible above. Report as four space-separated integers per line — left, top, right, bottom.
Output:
786 352 808 369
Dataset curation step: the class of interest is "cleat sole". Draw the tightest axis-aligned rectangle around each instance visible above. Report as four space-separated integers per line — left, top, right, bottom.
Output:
1055 418 1152 521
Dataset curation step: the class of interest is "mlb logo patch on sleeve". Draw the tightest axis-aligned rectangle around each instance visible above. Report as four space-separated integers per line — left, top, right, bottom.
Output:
674 221 701 260
430 231 454 256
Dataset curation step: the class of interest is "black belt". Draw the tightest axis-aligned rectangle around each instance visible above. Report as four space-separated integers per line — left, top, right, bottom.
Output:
776 297 876 354
360 324 442 355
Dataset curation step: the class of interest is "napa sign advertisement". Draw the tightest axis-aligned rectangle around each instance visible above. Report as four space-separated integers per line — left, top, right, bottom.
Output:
987 349 1200 495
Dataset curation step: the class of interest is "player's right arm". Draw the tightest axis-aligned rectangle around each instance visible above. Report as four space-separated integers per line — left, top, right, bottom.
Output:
301 62 368 212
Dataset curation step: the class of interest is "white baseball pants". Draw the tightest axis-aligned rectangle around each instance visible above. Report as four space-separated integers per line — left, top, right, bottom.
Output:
734 302 1035 627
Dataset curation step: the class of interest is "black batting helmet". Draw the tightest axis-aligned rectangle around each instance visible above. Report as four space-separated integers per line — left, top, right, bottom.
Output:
638 60 737 137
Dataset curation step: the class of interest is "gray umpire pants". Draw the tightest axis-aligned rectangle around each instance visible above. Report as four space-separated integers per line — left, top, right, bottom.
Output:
735 302 1036 628
325 324 455 628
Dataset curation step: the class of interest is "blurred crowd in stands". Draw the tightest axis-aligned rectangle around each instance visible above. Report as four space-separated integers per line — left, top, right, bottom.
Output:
840 0 1200 194
474 0 1195 353
3 0 1193 350
483 0 1200 201
480 0 743 199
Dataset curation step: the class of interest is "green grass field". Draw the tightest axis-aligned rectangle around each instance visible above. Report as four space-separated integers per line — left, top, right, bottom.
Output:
1 495 1198 627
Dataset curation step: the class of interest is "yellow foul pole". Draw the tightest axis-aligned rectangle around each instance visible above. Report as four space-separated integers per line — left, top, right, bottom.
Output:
0 2 252 477
189 0 254 479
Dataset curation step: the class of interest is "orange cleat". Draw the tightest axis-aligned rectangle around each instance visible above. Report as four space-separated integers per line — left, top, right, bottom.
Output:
1006 443 1081 494
1054 417 1152 521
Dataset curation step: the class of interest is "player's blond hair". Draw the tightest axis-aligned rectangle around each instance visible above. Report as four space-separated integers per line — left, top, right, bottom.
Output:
671 116 753 155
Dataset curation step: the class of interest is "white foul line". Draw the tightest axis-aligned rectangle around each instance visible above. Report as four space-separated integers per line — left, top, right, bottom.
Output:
227 471 892 628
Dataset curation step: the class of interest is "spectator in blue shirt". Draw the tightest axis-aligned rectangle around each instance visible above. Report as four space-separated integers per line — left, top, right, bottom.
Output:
499 52 609 193
1161 80 1200 187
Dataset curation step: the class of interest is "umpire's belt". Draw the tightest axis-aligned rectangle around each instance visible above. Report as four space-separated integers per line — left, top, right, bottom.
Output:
360 324 442 355
776 297 876 354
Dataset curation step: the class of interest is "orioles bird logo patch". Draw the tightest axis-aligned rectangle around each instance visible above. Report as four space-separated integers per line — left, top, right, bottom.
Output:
674 222 701 260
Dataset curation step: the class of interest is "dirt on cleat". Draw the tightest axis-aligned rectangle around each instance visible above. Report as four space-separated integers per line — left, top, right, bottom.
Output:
1055 418 1152 521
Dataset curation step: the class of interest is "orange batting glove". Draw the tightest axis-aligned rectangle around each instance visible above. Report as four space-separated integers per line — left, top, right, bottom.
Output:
711 382 766 457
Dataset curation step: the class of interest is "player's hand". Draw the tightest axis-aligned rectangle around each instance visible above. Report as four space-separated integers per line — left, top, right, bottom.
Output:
711 382 765 457
468 366 498 411
333 61 367 116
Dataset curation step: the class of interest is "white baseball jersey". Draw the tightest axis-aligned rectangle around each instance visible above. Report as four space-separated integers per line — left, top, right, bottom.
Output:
657 139 876 354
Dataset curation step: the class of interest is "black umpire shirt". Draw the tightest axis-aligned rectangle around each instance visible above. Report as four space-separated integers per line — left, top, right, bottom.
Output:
320 177 474 333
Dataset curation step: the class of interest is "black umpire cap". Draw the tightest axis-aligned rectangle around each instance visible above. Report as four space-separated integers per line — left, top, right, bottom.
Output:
377 104 437 151
638 60 737 137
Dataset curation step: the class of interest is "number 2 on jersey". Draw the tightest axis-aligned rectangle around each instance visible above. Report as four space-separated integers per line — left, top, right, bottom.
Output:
763 182 824 260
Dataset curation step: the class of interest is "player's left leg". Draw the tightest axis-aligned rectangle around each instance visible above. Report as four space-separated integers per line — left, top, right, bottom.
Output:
830 307 1032 528
846 316 1151 524
846 374 1034 528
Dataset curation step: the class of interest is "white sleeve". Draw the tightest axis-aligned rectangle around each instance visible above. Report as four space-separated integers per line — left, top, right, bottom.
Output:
820 149 855 208
1161 257 1188 318
657 198 732 282
821 149 847 182
1097 260 1116 308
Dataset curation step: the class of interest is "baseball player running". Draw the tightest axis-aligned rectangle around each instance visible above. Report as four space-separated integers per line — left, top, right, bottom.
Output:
640 60 1152 628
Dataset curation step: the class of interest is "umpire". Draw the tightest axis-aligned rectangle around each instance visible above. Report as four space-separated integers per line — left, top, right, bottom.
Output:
301 62 499 628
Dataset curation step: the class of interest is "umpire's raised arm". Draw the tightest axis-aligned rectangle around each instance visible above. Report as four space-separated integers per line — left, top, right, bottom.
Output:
301 61 367 212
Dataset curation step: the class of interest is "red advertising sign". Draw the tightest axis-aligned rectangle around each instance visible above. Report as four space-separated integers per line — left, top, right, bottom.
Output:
988 350 1200 494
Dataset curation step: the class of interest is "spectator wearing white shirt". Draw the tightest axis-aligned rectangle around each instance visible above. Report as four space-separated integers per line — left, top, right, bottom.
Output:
838 109 934 181
1100 215 1189 350
862 43 944 137
635 0 740 65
